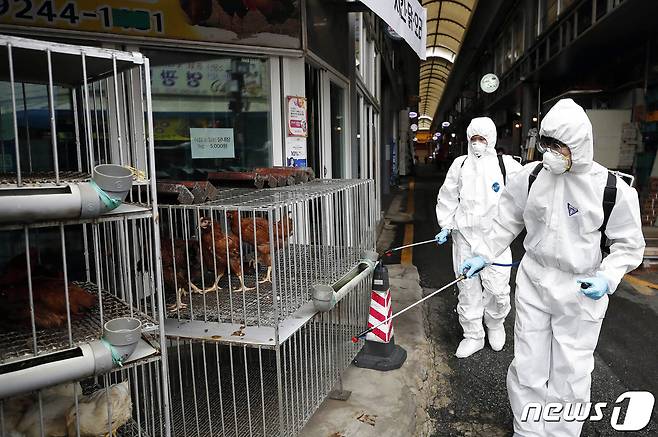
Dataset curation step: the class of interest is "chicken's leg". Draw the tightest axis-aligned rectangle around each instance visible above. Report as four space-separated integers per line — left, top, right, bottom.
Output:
189 282 206 294
167 288 188 312
258 266 272 284
232 274 255 292
199 271 225 293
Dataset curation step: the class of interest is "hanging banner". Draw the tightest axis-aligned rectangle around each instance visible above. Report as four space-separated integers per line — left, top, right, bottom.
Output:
286 96 308 137
357 0 427 60
0 1 301 49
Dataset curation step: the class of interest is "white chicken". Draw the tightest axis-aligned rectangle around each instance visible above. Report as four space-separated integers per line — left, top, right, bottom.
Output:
9 382 81 437
65 381 132 437
2 393 32 437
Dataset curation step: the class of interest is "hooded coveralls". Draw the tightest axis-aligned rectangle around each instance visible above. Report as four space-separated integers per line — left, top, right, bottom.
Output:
473 99 645 436
436 117 522 341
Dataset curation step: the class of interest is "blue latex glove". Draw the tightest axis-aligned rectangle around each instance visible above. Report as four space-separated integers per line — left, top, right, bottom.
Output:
459 256 487 278
435 229 451 245
577 276 609 300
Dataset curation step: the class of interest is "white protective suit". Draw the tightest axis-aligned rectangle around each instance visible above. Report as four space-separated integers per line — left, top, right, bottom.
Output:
473 99 645 436
436 117 522 341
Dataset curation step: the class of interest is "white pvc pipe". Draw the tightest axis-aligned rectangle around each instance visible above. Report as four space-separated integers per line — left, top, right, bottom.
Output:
312 257 376 312
0 165 132 224
0 341 114 399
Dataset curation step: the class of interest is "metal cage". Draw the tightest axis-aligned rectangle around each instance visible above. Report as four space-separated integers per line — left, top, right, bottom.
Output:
158 180 376 327
0 35 170 437
158 179 377 436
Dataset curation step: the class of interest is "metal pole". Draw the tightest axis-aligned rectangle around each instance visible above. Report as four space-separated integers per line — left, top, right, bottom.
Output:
143 58 172 437
46 49 60 185
8 45 21 186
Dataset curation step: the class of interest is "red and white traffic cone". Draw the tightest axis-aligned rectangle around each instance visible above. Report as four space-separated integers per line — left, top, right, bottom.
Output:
353 263 407 371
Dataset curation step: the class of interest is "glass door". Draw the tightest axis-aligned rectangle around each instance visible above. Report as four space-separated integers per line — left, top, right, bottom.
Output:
319 71 348 179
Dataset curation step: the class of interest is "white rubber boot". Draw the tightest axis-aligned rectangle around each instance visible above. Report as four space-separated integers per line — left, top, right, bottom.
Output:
455 338 485 358
487 327 506 351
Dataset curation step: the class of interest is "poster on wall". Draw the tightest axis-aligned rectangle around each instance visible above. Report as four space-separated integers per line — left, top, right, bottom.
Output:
0 1 301 49
190 128 235 159
287 96 307 137
285 137 307 167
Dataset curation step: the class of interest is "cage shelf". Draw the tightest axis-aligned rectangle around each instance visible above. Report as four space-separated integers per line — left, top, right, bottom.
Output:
0 171 90 186
164 300 317 348
0 284 158 366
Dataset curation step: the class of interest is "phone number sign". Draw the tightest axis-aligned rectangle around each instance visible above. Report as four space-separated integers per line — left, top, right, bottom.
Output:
0 0 301 48
0 1 164 34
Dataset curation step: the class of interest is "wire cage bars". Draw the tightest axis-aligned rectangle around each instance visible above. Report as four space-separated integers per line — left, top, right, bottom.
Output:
156 179 377 437
158 179 377 327
0 35 170 437
165 271 372 437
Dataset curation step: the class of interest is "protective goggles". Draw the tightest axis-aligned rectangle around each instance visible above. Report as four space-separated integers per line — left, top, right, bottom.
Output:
537 135 567 154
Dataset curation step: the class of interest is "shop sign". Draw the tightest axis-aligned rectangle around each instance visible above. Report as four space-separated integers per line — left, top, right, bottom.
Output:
190 128 235 159
0 1 301 49
150 60 267 98
285 137 307 167
357 0 427 60
287 96 308 137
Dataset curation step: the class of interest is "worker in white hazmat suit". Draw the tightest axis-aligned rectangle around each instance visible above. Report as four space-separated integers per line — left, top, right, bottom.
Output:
435 117 522 358
460 99 645 436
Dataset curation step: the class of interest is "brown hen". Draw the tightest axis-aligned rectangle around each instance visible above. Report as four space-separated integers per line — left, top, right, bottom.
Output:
227 210 293 284
1 276 96 330
199 216 253 292
160 236 204 312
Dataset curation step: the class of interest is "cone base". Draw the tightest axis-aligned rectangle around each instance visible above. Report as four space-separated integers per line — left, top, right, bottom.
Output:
352 336 407 371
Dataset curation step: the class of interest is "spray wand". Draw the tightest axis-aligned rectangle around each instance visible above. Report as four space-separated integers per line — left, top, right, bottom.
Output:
382 238 439 258
351 274 466 343
351 258 521 343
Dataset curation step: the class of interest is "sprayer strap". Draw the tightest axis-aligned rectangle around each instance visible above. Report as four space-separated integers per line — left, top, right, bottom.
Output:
89 179 122 210
101 338 124 367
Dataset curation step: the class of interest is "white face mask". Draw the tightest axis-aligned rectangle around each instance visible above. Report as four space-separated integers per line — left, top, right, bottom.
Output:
542 150 570 174
471 141 487 157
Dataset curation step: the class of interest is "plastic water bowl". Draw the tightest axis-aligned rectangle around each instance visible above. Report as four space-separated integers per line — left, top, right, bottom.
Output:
103 317 142 361
93 164 133 200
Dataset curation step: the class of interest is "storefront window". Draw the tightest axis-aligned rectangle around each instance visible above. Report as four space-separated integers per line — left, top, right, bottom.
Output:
542 0 559 31
355 14 362 73
146 52 271 180
330 82 345 178
0 82 76 173
513 14 524 61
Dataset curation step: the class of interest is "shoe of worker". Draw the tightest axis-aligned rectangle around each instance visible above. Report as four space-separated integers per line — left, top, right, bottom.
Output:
455 338 484 358
487 327 506 351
